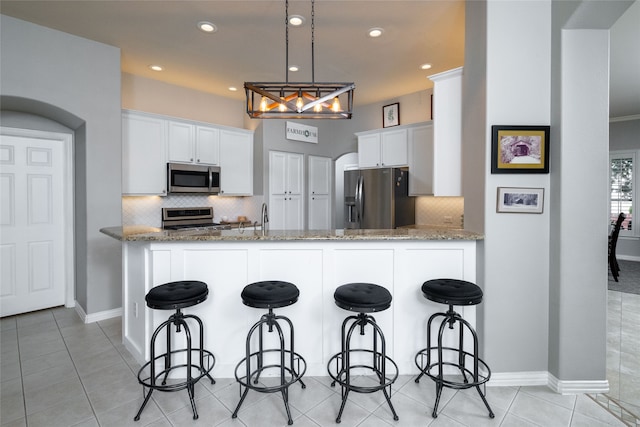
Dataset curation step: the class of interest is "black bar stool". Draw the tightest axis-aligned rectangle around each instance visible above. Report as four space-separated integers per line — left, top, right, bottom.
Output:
327 283 399 423
134 280 215 421
414 278 494 419
232 280 306 425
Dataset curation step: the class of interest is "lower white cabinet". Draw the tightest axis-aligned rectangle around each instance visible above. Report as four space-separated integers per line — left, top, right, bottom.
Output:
122 111 167 195
309 194 330 229
219 129 253 196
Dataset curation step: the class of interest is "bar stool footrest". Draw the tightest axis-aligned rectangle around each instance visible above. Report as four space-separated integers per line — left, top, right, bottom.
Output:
328 349 398 393
415 346 491 389
137 348 215 392
234 349 306 393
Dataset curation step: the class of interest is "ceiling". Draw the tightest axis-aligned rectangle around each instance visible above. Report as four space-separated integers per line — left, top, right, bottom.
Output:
1 0 638 117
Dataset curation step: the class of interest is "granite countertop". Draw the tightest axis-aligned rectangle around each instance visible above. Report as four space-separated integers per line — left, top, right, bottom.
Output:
100 225 483 242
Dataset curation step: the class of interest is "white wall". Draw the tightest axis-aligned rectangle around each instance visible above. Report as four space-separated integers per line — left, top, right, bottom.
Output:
0 15 122 315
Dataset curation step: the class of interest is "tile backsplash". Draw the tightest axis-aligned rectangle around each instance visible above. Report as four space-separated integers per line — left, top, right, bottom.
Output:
415 196 464 228
123 195 463 229
122 195 265 227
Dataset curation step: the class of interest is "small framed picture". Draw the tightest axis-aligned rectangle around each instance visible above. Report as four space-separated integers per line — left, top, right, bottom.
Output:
491 125 550 173
383 103 400 128
497 187 544 214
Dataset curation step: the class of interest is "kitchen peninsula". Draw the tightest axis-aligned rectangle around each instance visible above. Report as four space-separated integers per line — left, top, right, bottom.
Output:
102 226 482 377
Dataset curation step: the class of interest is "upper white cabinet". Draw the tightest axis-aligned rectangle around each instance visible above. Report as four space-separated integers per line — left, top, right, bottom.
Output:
168 121 220 165
122 110 253 196
428 67 462 196
122 111 167 196
357 128 408 168
408 123 434 196
219 129 253 196
308 155 332 230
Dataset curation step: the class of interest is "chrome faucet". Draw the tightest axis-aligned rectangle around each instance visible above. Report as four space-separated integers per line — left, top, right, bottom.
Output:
261 202 269 231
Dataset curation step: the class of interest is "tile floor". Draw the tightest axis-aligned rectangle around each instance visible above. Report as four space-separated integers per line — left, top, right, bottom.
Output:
1 290 638 427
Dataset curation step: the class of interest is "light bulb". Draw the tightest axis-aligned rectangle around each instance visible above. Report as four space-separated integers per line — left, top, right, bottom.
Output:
259 96 268 112
331 96 342 112
296 94 304 110
314 100 322 113
279 97 287 112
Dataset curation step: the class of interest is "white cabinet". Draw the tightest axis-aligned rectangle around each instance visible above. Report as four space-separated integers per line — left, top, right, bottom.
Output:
308 156 332 229
219 129 253 196
269 151 304 230
122 111 167 195
408 124 434 196
357 128 408 168
168 121 220 165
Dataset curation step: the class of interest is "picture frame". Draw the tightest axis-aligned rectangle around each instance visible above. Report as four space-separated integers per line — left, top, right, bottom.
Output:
491 125 550 173
383 103 400 128
496 187 544 214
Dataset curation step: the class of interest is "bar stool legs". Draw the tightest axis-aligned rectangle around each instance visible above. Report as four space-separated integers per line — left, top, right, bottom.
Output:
328 312 399 423
134 308 215 421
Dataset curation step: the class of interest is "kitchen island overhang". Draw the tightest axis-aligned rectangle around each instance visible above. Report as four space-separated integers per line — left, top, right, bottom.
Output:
103 227 483 378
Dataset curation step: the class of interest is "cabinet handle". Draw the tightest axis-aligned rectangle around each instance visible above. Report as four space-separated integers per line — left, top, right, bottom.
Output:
197 158 200 163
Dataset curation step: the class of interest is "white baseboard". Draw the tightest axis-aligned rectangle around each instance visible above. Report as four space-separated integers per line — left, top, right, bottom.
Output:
488 371 548 387
488 371 609 394
548 374 609 395
618 254 640 262
75 302 122 323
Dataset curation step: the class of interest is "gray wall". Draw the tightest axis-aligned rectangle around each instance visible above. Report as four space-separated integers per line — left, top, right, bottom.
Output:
0 15 123 315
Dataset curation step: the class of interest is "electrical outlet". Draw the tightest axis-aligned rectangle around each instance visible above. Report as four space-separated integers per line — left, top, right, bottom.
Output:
133 302 138 318
443 215 453 224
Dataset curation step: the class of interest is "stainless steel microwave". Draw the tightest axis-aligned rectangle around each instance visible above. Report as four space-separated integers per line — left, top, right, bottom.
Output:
167 163 220 194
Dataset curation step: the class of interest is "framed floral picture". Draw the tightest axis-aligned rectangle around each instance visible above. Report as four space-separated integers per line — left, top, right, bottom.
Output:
383 103 400 128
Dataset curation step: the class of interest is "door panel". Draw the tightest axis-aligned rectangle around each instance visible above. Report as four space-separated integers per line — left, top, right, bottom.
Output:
0 133 67 316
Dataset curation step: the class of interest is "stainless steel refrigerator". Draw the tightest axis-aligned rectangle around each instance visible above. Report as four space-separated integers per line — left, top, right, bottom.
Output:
344 167 415 229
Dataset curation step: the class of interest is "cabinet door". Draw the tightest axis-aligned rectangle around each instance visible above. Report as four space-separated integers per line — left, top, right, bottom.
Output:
408 125 434 195
309 194 330 230
285 194 304 230
168 121 194 163
269 151 288 195
309 155 331 195
287 153 304 195
219 130 253 196
380 128 408 166
122 113 167 195
358 133 381 168
268 194 287 230
195 126 219 165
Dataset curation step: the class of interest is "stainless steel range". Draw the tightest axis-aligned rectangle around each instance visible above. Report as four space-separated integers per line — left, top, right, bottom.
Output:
162 207 231 231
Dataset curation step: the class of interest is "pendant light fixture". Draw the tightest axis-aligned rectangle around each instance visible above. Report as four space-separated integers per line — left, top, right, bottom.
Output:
244 0 355 119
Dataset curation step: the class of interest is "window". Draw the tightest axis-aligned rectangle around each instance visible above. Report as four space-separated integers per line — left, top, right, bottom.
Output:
610 151 636 237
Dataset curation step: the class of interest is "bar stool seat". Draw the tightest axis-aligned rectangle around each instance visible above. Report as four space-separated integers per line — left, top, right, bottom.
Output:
415 278 493 419
232 280 306 425
327 283 399 423
134 280 215 422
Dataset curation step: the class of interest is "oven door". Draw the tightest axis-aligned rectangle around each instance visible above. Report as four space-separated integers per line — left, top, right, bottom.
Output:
167 163 220 194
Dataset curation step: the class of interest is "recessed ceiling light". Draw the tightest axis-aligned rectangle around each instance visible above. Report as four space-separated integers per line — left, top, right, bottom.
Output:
289 65 299 72
149 65 163 71
368 28 384 38
228 86 238 92
420 63 432 70
198 21 217 33
289 15 305 26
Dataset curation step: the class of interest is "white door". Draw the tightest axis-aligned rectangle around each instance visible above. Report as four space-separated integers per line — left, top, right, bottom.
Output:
0 130 72 316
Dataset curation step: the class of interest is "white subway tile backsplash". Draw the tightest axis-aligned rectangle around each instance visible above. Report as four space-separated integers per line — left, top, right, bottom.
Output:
415 196 464 228
122 195 265 227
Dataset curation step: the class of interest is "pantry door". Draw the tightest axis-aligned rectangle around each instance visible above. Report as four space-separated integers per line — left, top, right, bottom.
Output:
0 129 73 317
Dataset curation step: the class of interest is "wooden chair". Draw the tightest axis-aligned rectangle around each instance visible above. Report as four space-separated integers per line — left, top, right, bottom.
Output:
609 212 626 282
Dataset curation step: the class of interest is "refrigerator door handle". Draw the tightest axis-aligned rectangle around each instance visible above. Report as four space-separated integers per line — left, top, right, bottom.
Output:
355 175 364 224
